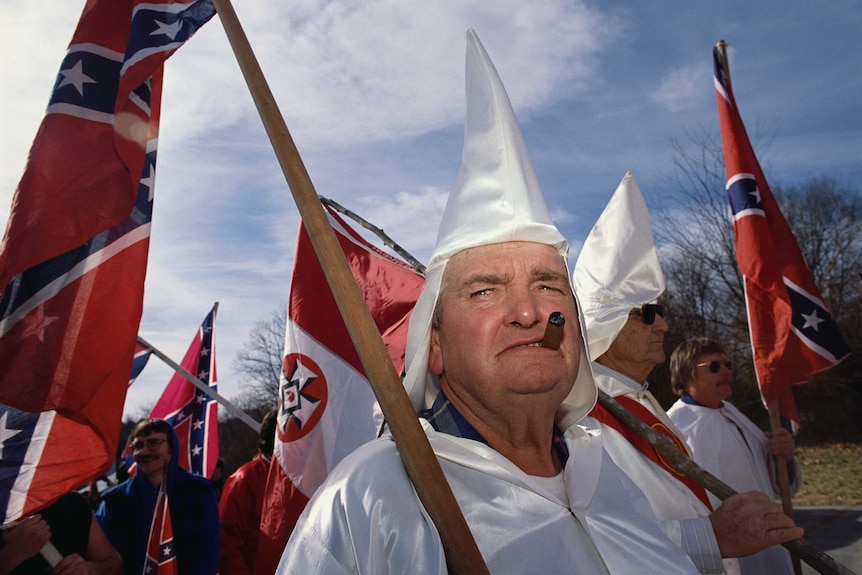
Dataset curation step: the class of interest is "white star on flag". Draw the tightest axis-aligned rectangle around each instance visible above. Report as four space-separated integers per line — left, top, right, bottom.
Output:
0 412 23 459
749 186 762 205
801 309 825 331
140 165 156 201
57 60 96 96
151 18 183 41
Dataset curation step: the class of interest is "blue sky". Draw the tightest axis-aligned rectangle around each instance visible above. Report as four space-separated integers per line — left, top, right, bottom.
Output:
2 1 860 420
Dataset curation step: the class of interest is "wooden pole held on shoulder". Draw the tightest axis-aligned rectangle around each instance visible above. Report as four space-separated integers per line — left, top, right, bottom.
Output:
209 1 489 572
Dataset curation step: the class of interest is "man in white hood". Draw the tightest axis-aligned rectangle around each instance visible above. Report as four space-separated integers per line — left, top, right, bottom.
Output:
573 174 803 575
278 30 701 574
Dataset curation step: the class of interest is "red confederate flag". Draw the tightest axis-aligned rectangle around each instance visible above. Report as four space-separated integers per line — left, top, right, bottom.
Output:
254 205 424 574
713 43 850 426
141 306 219 479
144 481 179 575
0 0 214 524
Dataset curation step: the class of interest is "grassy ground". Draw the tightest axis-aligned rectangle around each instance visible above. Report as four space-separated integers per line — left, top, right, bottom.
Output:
793 443 862 506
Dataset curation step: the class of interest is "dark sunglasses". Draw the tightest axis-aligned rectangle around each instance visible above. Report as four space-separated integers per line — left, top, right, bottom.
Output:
696 360 733 373
631 304 665 325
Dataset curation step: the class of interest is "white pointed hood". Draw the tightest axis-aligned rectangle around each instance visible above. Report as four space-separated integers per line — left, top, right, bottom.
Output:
403 29 596 427
573 171 665 359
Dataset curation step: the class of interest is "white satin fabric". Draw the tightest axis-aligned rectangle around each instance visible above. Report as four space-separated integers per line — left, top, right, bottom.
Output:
278 418 699 574
573 172 666 359
593 363 738 575
402 29 596 423
668 400 801 575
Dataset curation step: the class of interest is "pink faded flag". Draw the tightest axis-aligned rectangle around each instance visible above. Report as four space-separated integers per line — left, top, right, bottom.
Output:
0 0 214 524
143 306 220 479
255 205 424 574
713 44 850 426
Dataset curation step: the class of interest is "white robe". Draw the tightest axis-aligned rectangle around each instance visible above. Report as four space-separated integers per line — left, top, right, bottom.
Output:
667 399 801 575
592 363 735 575
278 418 699 574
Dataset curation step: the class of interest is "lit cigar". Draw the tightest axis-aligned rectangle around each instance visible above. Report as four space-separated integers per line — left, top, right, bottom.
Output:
542 312 565 350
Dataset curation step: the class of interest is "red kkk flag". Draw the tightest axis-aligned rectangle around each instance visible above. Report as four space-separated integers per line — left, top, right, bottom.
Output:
0 0 214 524
146 306 219 479
713 44 850 425
144 481 178 575
255 205 424 574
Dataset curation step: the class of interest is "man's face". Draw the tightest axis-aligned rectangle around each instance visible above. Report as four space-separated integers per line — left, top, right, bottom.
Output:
428 242 580 414
599 307 669 382
686 352 733 408
131 431 171 480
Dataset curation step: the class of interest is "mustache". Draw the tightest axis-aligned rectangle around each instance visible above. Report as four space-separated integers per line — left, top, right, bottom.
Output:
135 454 160 462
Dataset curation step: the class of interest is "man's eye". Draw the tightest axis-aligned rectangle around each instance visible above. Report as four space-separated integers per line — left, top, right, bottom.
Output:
471 288 493 297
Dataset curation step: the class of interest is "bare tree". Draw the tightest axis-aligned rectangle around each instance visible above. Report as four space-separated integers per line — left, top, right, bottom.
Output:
649 128 755 409
651 129 862 440
232 305 286 407
775 177 862 316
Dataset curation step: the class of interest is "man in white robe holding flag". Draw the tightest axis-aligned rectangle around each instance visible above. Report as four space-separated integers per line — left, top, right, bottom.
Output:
278 28 703 574
574 171 803 574
668 337 801 575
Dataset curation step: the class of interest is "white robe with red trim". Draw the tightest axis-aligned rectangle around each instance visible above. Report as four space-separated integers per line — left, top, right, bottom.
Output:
592 363 737 575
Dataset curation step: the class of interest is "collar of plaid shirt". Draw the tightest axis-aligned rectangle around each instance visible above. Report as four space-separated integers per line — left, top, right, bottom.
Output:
420 390 570 466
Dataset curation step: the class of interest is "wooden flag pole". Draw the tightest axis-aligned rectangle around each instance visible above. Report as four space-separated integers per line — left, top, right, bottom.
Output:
320 196 427 275
137 335 261 433
768 399 803 575
716 40 731 85
209 1 489 573
767 400 797 518
597 390 853 575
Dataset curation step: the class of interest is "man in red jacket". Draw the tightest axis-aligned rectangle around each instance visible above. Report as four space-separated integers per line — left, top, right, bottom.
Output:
219 409 277 575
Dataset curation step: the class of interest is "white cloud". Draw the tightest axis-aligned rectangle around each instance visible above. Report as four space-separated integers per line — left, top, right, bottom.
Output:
159 0 615 149
5 0 860 421
649 63 705 113
347 187 449 261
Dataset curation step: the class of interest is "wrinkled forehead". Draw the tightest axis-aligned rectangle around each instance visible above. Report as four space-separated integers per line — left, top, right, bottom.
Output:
442 241 570 290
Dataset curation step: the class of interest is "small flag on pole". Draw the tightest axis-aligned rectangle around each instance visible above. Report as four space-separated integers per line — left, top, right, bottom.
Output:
144 481 178 575
140 306 220 478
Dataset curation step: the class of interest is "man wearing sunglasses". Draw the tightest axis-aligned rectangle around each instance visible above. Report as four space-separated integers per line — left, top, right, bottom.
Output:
574 173 802 574
668 338 801 575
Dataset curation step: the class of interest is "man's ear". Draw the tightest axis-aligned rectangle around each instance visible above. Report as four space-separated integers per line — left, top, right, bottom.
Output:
429 325 444 376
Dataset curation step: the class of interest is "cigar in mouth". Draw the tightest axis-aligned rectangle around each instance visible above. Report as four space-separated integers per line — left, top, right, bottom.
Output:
542 312 565 350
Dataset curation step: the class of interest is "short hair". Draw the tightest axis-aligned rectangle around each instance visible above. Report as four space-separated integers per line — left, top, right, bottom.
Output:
259 408 278 456
130 418 174 452
669 338 726 396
